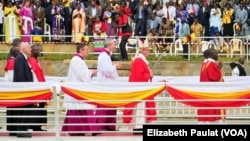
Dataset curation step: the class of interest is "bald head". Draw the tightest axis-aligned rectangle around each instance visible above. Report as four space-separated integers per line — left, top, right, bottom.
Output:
20 42 31 56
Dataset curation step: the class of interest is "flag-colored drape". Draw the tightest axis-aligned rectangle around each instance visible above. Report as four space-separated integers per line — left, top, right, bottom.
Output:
0 83 52 107
166 82 250 107
61 82 166 107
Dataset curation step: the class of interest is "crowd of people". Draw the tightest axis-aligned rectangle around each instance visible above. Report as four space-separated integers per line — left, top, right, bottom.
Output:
1 0 250 138
1 0 250 55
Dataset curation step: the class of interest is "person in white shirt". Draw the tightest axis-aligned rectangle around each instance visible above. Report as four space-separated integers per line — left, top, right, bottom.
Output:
230 62 240 76
162 1 176 22
0 2 4 41
62 43 98 136
95 39 122 132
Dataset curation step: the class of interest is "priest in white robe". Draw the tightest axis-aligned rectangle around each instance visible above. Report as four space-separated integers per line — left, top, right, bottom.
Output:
95 39 121 131
62 43 98 136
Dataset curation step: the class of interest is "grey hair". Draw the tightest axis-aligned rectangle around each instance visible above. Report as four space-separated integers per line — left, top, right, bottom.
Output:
104 38 115 48
19 42 29 51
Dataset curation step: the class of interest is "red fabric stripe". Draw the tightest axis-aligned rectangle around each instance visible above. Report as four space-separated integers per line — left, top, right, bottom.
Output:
166 86 250 107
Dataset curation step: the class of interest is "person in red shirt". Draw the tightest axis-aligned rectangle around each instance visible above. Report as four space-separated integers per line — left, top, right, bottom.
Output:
123 39 156 134
116 1 133 17
117 9 132 61
28 44 47 131
199 48 225 123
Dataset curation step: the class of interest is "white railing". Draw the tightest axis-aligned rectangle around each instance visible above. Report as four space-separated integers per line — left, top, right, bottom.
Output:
1 35 249 61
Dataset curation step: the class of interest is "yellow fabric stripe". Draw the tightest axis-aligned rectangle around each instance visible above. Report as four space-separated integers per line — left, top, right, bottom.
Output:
67 85 165 107
0 89 51 99
179 89 250 99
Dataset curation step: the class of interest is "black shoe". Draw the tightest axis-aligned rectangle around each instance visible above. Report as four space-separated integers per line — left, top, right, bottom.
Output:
105 128 116 131
92 132 102 136
9 133 17 136
16 133 32 138
133 128 143 135
33 128 47 131
69 133 85 136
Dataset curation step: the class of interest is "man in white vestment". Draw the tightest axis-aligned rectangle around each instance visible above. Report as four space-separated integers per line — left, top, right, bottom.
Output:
62 43 98 136
95 39 122 132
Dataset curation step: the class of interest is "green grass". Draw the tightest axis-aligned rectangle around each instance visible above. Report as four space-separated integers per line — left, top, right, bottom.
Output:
0 53 242 62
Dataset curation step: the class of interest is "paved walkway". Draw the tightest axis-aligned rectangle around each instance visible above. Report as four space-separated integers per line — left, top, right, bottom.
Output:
0 126 141 141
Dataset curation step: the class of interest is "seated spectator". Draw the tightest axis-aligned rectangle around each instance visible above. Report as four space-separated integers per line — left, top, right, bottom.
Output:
147 13 161 33
212 32 227 53
240 19 250 39
146 29 158 53
92 16 106 38
32 24 43 42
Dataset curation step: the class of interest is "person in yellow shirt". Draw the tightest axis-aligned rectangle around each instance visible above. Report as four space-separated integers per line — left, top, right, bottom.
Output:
4 0 21 43
222 3 234 42
191 17 203 54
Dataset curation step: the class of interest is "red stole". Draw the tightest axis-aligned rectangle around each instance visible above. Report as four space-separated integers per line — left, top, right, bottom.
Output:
28 57 45 82
4 57 15 72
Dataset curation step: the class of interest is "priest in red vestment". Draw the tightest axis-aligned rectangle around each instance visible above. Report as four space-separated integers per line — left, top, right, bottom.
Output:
5 46 19 135
4 47 20 82
199 48 225 123
123 39 157 133
28 45 45 82
28 44 47 131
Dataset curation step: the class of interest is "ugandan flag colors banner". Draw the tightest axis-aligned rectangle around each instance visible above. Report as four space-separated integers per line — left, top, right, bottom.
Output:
0 83 52 107
61 82 166 107
166 81 250 107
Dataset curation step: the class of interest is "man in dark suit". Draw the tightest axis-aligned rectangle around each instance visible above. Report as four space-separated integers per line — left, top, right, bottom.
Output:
134 1 148 38
13 42 34 138
34 0 45 31
86 0 101 40
66 1 75 42
198 2 210 41
63 0 71 42
45 2 53 34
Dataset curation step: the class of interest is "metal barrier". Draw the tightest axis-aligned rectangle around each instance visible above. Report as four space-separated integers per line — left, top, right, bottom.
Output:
0 82 250 141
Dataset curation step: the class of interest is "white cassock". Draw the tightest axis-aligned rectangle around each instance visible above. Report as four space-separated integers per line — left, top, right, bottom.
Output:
63 55 95 109
96 52 119 82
